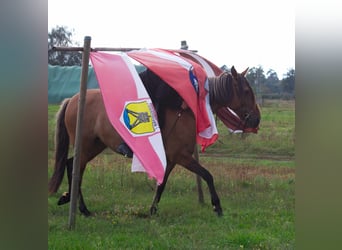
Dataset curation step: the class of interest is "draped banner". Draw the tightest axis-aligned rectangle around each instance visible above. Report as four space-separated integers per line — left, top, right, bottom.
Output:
90 52 166 184
171 49 248 134
127 48 218 151
167 49 223 146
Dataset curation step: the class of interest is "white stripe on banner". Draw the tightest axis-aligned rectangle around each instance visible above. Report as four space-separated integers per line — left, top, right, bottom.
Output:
186 52 216 78
148 49 193 70
121 53 147 99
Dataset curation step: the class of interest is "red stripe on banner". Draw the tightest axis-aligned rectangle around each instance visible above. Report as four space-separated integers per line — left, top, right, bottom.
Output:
90 52 166 184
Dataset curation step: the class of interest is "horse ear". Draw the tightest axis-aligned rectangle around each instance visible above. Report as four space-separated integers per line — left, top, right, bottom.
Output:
231 66 238 78
241 67 249 76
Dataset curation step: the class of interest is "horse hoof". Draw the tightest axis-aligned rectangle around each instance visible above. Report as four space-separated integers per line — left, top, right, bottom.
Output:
83 211 93 217
150 206 157 215
80 209 92 217
79 205 92 216
213 206 223 217
57 192 70 205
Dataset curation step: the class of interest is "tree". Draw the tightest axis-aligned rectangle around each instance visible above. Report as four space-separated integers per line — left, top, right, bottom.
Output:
245 66 266 104
48 26 82 66
265 69 280 94
281 68 295 95
246 66 266 93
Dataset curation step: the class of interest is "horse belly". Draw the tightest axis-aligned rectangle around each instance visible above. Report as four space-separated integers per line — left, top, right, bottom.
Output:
162 109 196 163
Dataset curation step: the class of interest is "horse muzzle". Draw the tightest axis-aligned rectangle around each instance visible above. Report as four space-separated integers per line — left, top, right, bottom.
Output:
243 114 260 133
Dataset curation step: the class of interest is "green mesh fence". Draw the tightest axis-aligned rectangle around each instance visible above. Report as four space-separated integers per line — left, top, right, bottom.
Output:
48 64 146 103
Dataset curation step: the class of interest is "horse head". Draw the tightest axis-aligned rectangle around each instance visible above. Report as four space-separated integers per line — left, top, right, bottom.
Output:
228 66 261 131
209 66 261 132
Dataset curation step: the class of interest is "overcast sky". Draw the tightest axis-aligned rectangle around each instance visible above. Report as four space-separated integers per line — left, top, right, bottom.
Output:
48 0 294 77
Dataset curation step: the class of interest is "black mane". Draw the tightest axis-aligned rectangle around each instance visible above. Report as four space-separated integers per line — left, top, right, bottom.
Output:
139 69 183 127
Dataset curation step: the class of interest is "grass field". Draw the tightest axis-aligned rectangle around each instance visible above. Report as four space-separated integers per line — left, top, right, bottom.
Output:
48 99 295 249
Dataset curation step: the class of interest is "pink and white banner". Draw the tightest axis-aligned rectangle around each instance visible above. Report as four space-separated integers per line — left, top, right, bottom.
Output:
90 52 166 184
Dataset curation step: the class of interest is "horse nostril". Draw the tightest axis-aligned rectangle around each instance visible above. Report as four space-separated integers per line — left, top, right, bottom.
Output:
255 117 260 127
248 117 260 128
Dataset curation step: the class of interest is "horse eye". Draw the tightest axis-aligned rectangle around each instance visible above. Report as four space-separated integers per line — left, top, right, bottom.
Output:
244 89 251 95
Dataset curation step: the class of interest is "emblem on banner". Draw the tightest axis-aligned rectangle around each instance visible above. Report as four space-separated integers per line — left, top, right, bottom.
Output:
122 100 158 135
189 67 199 94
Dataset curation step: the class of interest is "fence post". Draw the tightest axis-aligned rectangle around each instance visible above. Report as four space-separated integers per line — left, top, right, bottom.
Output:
68 36 91 230
181 40 204 204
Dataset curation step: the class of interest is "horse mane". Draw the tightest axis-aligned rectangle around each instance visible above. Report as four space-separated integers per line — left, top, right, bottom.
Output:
139 69 183 128
139 69 182 109
139 69 160 102
208 72 233 107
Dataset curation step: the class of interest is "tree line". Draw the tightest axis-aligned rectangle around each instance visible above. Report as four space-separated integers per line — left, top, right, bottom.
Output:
48 26 294 100
245 66 295 100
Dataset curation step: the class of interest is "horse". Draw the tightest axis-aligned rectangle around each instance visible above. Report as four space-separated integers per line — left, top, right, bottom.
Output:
48 66 260 217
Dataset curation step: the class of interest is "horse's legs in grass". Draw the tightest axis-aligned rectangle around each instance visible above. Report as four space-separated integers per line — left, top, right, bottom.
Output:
56 157 91 216
70 161 91 216
183 159 223 216
150 162 176 215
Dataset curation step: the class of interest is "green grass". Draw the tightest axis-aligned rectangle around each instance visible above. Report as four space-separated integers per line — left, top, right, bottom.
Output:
48 99 295 249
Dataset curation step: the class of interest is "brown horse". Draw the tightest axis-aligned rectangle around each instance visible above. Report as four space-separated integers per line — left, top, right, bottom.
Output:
48 66 260 217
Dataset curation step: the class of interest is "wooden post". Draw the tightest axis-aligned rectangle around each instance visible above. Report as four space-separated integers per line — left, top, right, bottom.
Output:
68 36 91 230
181 40 204 204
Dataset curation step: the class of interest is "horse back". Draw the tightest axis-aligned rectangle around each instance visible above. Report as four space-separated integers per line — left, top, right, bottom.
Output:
65 89 123 152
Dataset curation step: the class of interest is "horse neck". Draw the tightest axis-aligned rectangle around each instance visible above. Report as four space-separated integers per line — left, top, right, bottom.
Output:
208 73 232 113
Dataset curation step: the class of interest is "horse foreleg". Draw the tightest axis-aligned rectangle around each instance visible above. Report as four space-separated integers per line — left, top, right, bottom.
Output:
150 162 175 215
183 159 223 216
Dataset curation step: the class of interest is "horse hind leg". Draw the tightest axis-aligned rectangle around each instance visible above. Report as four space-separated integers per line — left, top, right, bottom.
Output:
57 157 74 205
77 164 92 217
78 189 91 216
183 159 223 216
56 157 94 217
150 161 175 215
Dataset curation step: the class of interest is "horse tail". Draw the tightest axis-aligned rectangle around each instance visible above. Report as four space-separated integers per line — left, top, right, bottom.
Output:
48 98 70 194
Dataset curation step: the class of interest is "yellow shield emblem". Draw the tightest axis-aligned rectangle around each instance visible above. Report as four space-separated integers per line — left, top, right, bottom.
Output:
122 101 155 134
